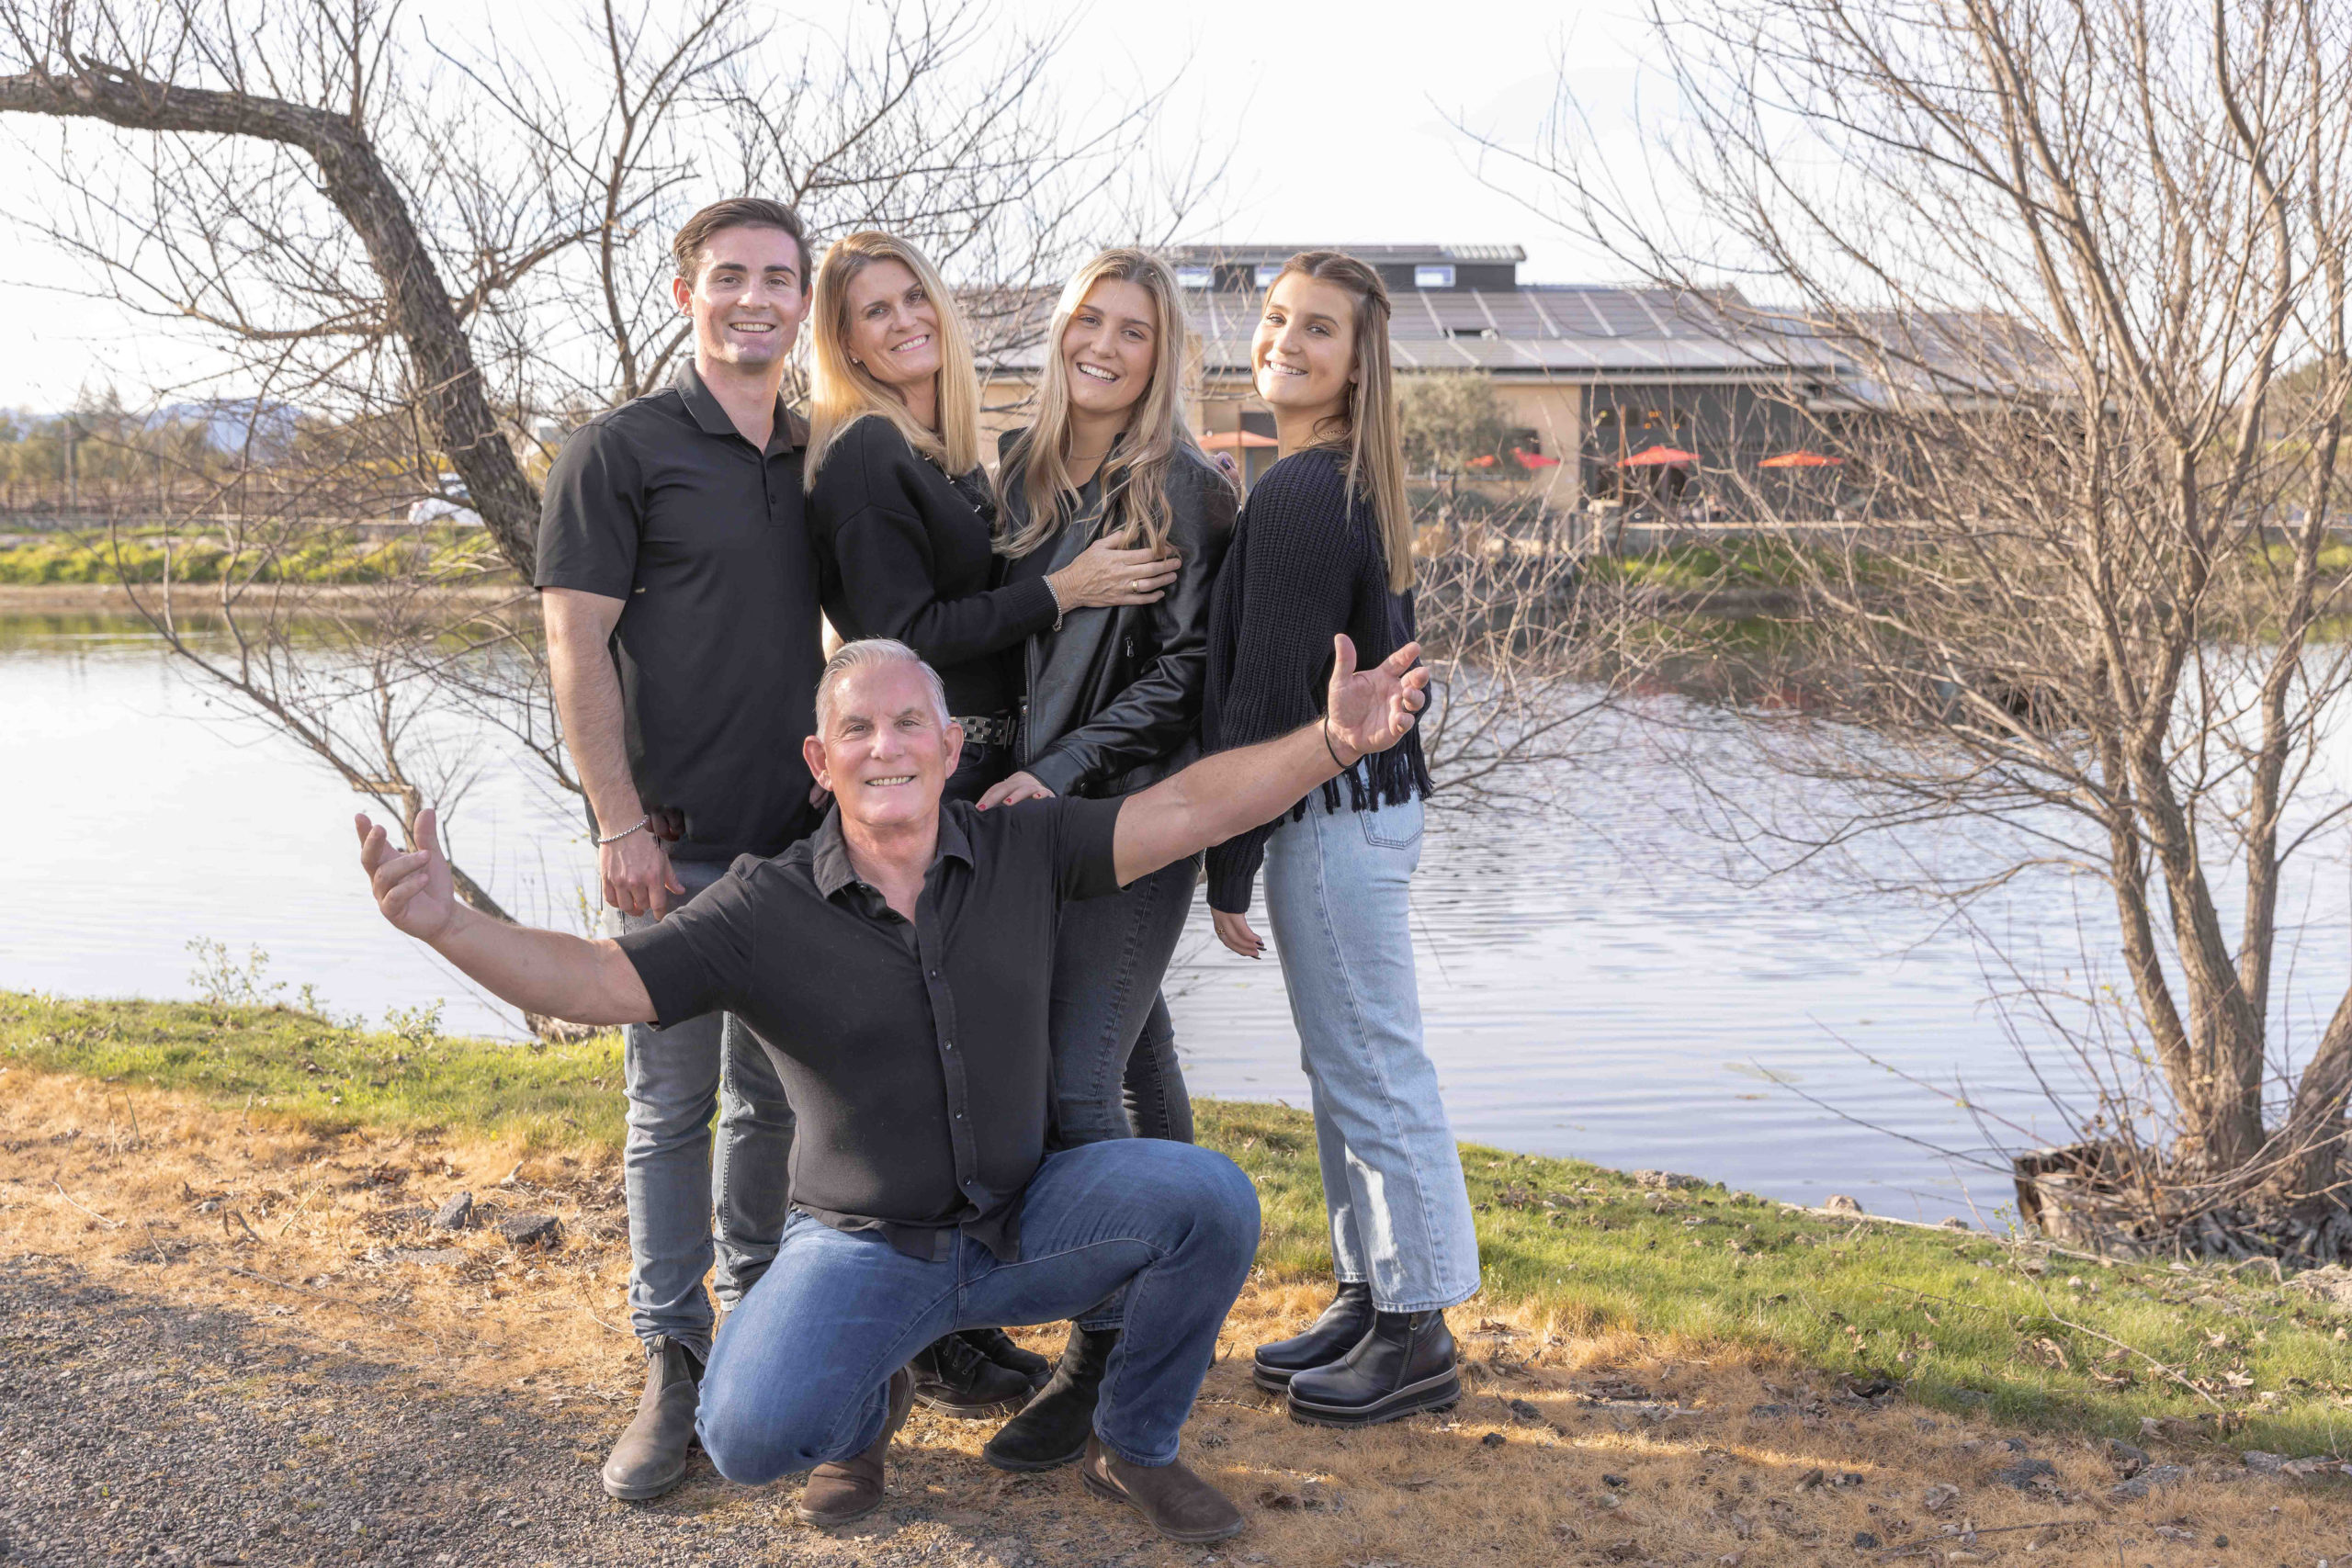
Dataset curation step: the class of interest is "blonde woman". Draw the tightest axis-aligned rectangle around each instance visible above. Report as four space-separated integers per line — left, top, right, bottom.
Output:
969 249 1238 1472
1203 251 1477 1427
805 231 1175 807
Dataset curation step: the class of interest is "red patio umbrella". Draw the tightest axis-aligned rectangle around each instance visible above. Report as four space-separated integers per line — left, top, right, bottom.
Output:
1618 446 1697 467
1466 453 1498 468
1513 448 1563 468
1758 450 1844 468
1198 429 1278 451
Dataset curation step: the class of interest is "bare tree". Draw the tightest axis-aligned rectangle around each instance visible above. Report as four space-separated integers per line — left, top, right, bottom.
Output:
0 0 1215 1030
1482 0 2352 1256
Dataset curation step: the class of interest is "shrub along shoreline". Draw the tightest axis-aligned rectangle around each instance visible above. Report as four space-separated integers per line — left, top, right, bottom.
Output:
5 987 2347 1458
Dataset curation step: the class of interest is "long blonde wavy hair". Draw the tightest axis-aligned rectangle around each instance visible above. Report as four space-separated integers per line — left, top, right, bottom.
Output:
999 248 1223 559
1271 250 1413 592
804 231 983 484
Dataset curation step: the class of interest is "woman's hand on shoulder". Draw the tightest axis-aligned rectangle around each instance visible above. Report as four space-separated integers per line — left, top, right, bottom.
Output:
976 771 1055 810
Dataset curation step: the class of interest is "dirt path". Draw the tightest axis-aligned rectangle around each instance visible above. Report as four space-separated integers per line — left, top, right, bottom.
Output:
5 1068 2346 1566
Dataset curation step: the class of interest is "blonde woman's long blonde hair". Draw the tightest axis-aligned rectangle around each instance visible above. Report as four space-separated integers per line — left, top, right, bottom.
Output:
805 231 983 485
999 249 1223 559
1272 250 1413 592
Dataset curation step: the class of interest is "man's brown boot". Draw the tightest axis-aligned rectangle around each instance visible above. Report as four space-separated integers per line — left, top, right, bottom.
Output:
601 1336 704 1501
1078 1435 1245 1542
795 1366 916 1527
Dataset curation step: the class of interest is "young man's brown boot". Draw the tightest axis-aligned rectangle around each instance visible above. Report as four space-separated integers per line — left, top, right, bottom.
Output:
795 1366 916 1527
601 1337 703 1501
1078 1435 1245 1542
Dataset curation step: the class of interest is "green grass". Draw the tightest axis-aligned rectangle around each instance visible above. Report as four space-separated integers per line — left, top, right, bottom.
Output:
0 526 510 586
8 988 2351 1455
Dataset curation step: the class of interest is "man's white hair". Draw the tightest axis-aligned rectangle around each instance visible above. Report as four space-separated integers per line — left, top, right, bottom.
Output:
814 637 953 734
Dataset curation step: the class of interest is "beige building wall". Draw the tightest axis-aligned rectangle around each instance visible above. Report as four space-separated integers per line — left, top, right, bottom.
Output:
981 371 1586 504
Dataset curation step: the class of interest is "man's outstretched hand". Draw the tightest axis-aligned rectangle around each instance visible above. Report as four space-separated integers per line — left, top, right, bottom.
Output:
356 808 461 944
1323 634 1430 764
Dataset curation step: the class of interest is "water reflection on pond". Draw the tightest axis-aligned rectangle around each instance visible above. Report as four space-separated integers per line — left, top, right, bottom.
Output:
11 612 2345 1218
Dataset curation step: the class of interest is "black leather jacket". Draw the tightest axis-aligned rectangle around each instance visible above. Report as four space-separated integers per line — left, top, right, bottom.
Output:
997 436 1239 799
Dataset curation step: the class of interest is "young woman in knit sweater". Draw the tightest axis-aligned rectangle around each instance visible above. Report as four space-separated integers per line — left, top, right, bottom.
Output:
804 231 1177 807
1203 251 1480 1427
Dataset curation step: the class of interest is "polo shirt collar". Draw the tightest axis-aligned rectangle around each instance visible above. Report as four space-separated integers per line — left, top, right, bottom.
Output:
673 359 806 454
809 802 975 901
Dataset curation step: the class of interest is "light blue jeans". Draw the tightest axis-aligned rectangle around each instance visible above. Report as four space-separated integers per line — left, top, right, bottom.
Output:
616 857 797 1355
1261 788 1481 1314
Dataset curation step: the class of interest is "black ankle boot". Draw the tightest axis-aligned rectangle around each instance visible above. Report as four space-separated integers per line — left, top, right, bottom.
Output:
960 1325 1052 1393
1251 1281 1374 1393
981 1324 1118 1472
910 1330 1034 1418
1284 1309 1460 1427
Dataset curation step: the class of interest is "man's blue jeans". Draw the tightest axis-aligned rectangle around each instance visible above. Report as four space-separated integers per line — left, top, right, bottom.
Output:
616 857 797 1355
696 1139 1260 1480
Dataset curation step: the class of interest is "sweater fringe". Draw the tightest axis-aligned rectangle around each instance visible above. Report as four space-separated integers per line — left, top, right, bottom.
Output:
1292 731 1433 822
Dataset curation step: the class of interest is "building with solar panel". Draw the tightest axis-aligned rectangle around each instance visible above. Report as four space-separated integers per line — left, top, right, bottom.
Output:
975 243 1858 515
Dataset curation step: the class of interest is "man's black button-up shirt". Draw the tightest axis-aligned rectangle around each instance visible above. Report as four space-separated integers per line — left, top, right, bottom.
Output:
533 361 822 863
613 795 1125 1260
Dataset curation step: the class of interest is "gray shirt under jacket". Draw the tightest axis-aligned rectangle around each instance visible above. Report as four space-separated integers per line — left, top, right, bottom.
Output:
533 361 822 863
998 436 1238 799
613 795 1125 1262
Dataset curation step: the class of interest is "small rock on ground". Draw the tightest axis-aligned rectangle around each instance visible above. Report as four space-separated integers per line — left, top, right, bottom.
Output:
1992 1457 2058 1491
499 1213 560 1247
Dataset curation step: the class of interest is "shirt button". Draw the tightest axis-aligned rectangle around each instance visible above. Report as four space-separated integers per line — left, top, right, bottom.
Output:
943 1040 955 1051
955 1111 965 1120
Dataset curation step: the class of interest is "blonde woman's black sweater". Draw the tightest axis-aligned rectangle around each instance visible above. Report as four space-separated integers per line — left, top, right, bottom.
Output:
806 413 1059 716
1203 447 1432 916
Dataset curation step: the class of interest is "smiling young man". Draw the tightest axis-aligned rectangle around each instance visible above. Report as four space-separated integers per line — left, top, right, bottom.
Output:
534 198 821 1501
352 632 1433 1542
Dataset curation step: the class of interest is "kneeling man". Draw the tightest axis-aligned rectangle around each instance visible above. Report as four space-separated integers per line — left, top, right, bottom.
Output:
353 633 1431 1541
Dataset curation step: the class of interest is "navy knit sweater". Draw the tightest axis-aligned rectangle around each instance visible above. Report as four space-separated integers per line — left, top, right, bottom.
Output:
1203 446 1432 915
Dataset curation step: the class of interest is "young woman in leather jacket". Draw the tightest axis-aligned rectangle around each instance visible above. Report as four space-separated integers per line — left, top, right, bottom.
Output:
804 231 1176 806
803 232 1182 1418
967 248 1238 1473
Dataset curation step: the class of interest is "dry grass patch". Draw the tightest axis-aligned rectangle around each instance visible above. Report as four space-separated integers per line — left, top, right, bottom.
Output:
6 1067 2349 1565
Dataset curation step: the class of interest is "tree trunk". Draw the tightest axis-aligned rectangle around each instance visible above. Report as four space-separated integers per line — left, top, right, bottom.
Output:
0 65 542 576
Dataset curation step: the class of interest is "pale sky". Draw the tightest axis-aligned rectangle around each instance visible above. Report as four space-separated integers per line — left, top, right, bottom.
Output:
0 0 1664 408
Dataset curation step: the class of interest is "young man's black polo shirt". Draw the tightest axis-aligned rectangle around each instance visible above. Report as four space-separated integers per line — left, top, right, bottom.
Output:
612 795 1125 1261
535 361 823 863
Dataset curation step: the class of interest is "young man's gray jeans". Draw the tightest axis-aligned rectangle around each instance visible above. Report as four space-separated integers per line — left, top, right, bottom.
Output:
615 856 796 1356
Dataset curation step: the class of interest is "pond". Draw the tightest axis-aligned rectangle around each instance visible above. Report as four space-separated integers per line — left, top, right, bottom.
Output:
11 611 2345 1219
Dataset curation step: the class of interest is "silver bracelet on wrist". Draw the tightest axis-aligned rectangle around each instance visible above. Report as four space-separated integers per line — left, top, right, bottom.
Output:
1043 574 1066 631
597 815 651 847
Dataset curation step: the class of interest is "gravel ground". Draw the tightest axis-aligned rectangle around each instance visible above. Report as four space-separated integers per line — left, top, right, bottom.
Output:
0 1259 1061 1568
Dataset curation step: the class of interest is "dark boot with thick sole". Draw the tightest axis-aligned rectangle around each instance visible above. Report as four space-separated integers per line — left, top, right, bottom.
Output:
796 1366 916 1527
981 1324 1118 1472
960 1325 1052 1393
1079 1436 1245 1542
601 1336 704 1501
910 1330 1035 1417
1250 1280 1374 1393
1285 1309 1460 1427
